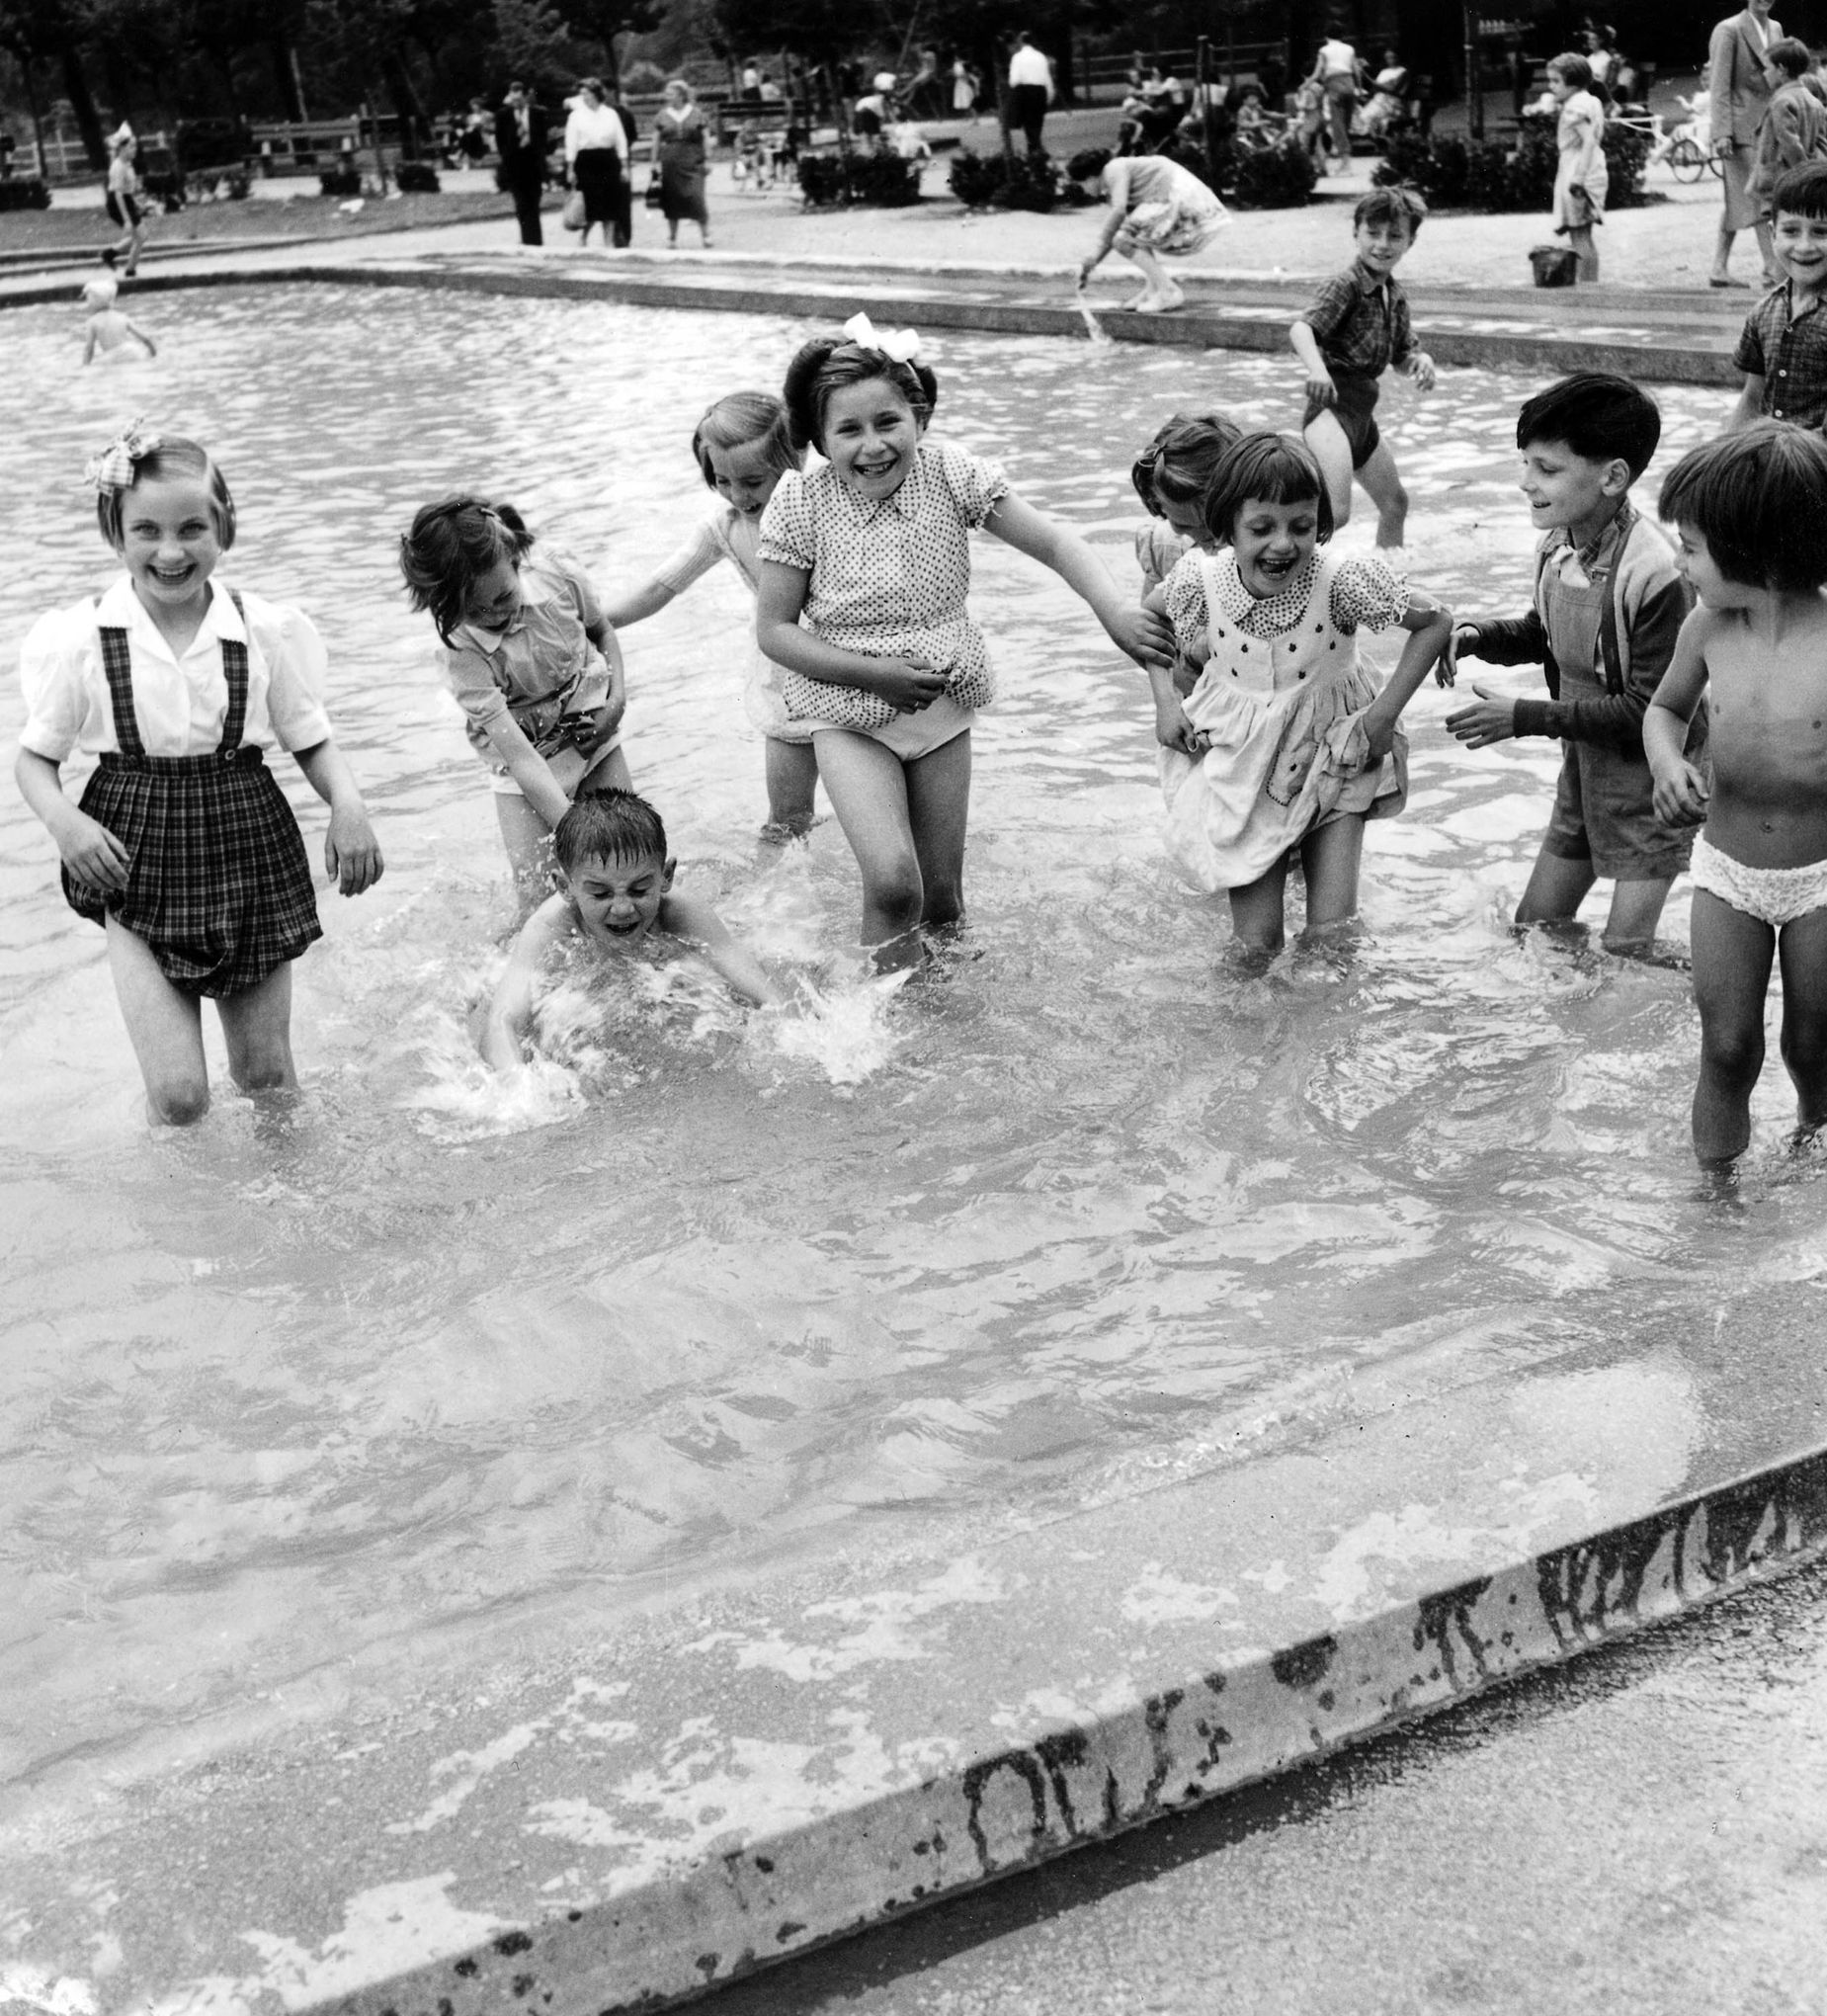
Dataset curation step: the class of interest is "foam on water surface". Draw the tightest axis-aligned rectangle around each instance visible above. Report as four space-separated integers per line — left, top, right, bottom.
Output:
1 287 1820 1794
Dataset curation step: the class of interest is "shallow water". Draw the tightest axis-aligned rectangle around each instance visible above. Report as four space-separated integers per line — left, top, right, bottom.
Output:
3 288 1823 1794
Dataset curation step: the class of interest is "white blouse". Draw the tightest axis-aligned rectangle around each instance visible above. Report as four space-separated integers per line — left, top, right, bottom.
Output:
19 574 333 762
564 103 629 163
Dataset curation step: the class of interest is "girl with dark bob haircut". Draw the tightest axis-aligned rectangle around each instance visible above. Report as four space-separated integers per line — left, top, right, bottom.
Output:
1658 421 1827 595
1199 429 1337 546
397 497 537 645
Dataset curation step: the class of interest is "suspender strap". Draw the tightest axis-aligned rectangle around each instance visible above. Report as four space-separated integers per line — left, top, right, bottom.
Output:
94 588 253 761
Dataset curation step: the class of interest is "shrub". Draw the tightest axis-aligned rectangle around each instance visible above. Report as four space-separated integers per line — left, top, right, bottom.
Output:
1373 113 1649 212
140 170 188 213
797 147 922 207
948 146 1063 210
395 160 441 194
0 176 50 211
319 166 364 198
1227 135 1319 209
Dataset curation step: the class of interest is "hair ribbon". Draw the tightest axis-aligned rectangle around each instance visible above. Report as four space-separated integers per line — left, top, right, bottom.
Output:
842 311 921 364
85 418 162 493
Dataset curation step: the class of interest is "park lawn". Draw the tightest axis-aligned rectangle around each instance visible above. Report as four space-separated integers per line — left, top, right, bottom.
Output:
0 187 526 254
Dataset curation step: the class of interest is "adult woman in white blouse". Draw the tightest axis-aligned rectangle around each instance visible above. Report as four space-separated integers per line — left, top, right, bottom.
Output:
564 78 628 249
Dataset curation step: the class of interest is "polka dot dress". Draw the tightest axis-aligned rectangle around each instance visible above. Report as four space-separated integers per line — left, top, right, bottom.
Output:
757 439 1009 731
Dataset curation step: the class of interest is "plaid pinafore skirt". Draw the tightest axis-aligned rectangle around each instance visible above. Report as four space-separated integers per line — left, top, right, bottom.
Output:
63 598 323 996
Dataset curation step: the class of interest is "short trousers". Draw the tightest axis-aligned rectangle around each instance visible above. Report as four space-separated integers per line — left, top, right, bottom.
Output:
1540 738 1696 882
488 730 623 797
106 191 142 228
1690 831 1827 929
1302 370 1380 469
809 692 972 761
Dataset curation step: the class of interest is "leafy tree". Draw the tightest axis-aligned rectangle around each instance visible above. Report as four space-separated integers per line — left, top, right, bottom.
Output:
556 0 668 85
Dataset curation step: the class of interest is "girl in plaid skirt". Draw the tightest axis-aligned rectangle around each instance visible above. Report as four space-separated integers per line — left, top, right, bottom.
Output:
14 424 383 1127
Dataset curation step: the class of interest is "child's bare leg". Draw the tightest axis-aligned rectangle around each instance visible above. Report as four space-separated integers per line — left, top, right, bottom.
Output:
1570 223 1598 283
494 794 558 911
904 731 972 928
1354 441 1410 549
1776 906 1827 1136
217 964 298 1094
1516 849 1597 931
1298 813 1366 937
763 736 819 837
1228 855 1292 956
105 915 210 1126
1601 877 1675 959
576 743 633 796
810 728 926 969
1689 889 1777 1167
1117 246 1167 303
1302 411 1355 530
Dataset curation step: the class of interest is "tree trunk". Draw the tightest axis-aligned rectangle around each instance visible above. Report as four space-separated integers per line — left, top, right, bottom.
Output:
60 36 106 168
383 46 425 159
22 54 48 177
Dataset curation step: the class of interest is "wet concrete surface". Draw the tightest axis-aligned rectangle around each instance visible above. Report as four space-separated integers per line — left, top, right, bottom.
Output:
703 1555 1827 2016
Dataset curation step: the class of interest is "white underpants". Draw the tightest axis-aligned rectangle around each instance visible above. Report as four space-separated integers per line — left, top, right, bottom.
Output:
1690 831 1827 930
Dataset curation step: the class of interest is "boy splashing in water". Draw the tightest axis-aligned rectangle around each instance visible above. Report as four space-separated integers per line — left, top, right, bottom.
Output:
481 789 779 1075
1644 423 1827 1175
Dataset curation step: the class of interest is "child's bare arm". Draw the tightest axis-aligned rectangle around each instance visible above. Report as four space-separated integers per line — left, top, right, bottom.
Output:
585 621 628 740
1289 320 1336 405
985 492 1176 671
291 738 384 893
755 559 946 711
1644 613 1712 826
14 747 129 889
1363 589 1454 757
660 889 782 1006
80 327 97 367
125 317 156 356
482 713 575 827
599 576 678 629
482 894 573 1072
1728 375 1765 431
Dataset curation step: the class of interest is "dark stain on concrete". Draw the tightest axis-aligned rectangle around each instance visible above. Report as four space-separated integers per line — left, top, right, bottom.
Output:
1271 1635 1339 1691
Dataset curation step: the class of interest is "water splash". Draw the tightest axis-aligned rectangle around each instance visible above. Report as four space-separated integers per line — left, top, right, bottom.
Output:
763 969 912 1087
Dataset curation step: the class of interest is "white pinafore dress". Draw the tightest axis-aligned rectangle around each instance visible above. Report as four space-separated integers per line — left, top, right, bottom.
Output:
1159 545 1409 893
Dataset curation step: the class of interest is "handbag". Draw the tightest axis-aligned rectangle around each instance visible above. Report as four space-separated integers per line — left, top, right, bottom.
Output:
561 188 586 230
644 173 663 209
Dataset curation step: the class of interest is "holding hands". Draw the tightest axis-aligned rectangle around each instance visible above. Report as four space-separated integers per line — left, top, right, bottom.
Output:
1649 752 1709 829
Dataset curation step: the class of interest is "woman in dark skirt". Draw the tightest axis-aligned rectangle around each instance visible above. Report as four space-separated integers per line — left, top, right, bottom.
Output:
655 77 712 248
563 78 627 248
14 425 384 1126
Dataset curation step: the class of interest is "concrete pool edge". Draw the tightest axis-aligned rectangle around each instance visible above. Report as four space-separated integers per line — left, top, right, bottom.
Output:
0 253 1744 385
9 1313 1827 2015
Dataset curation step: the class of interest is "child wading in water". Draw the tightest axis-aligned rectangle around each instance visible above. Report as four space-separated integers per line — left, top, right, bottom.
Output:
755 312 1173 968
1147 430 1453 958
482 789 779 1074
1130 410 1242 596
1290 186 1437 549
14 424 383 1125
1644 424 1827 1174
601 391 819 843
1449 373 1701 957
401 497 628 909
80 274 156 365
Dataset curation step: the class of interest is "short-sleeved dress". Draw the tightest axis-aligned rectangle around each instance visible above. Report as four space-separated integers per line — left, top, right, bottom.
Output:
757 438 1009 754
441 545 614 793
650 503 813 745
1159 544 1409 892
1552 89 1608 230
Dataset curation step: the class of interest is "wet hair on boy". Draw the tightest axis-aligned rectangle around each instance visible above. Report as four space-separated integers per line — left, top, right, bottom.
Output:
691 390 797 487
554 787 668 876
1658 420 1827 595
1200 430 1337 546
1516 372 1660 480
781 334 939 452
1131 411 1244 518
398 497 536 643
1770 158 1827 222
1351 184 1426 239
96 435 235 550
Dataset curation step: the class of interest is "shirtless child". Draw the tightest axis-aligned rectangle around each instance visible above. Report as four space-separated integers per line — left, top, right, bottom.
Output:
79 275 156 364
481 789 780 1074
1644 423 1827 1172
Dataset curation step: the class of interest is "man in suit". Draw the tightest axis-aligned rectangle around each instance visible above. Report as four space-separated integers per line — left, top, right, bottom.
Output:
495 79 549 247
1709 0 1782 287
603 81 637 247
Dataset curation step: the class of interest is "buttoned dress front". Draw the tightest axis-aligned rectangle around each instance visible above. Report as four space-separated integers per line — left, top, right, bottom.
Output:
758 439 1009 758
1159 546 1409 892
